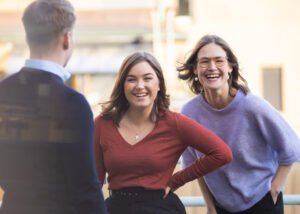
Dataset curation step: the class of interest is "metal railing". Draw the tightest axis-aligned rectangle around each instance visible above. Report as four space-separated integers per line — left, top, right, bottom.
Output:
180 195 300 207
1 195 300 209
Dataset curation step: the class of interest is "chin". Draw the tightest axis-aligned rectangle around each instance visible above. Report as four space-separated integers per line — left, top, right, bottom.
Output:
131 103 151 109
205 83 223 90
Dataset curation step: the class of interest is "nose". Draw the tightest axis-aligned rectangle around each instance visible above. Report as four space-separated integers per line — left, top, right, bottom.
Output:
136 79 145 89
207 60 217 69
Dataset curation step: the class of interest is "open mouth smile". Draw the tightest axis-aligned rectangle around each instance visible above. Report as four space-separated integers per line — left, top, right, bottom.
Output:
134 92 148 97
205 73 221 80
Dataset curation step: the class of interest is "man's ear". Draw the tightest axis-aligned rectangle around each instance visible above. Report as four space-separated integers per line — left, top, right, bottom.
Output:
62 31 70 50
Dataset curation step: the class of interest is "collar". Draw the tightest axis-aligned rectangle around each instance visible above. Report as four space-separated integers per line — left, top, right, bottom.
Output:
24 59 71 81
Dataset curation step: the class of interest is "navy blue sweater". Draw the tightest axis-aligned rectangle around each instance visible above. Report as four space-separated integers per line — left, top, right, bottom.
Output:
0 68 106 214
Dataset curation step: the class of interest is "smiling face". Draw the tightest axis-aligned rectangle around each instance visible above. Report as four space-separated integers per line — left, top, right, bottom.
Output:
195 43 232 94
124 61 160 111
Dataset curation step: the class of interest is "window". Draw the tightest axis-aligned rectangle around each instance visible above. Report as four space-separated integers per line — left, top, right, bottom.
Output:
177 0 190 16
262 67 282 110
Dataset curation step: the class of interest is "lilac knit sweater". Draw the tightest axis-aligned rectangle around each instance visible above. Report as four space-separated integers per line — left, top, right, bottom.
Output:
181 90 300 212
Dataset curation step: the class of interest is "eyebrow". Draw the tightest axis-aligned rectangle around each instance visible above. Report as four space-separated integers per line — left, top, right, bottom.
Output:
127 73 154 78
198 56 227 60
144 73 154 77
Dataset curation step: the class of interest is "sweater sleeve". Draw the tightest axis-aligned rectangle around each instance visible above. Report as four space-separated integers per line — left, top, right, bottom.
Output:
67 95 107 214
169 113 233 190
251 97 300 164
93 116 106 185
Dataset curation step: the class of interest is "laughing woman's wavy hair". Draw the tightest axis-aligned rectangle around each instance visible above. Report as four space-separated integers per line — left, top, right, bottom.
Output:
101 51 170 125
177 34 249 95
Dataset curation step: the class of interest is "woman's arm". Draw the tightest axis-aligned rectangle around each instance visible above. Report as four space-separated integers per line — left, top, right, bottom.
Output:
197 177 217 214
271 164 292 203
168 113 233 190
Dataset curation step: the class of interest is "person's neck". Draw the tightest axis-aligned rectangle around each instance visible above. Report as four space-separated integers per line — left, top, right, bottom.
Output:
125 108 153 126
30 51 64 67
203 87 237 109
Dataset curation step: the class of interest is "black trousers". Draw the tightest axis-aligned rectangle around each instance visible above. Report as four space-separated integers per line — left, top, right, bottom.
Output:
215 192 284 214
105 187 186 214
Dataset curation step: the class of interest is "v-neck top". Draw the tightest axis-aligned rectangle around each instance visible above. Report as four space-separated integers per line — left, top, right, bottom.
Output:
116 119 158 146
94 111 232 190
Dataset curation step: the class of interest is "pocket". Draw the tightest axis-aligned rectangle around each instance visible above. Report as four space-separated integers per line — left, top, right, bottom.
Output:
266 191 276 206
267 191 282 206
274 192 283 206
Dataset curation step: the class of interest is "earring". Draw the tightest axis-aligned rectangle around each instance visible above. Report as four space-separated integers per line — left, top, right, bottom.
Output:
194 76 198 81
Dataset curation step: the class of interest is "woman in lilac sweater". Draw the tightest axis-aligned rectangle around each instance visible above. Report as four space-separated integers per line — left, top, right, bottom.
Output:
178 34 300 214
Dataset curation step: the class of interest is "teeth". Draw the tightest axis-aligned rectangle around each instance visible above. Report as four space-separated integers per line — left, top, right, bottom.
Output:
206 74 219 78
135 93 147 97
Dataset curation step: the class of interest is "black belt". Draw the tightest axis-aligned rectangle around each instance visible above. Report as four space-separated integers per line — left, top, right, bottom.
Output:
110 187 165 201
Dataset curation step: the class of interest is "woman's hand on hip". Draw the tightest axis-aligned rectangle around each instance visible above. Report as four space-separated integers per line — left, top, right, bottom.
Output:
164 186 172 198
270 188 280 204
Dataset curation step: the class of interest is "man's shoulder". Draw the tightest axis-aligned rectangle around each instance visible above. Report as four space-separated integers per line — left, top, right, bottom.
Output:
62 86 89 107
0 71 23 99
0 69 90 112
0 71 20 85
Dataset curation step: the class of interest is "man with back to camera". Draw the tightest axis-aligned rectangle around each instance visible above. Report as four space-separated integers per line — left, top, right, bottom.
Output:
0 0 107 213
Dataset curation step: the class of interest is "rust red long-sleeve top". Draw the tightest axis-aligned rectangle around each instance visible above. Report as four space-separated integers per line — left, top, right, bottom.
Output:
94 111 232 190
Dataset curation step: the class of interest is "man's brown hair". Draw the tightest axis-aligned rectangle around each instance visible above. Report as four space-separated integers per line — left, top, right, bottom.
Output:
22 0 76 50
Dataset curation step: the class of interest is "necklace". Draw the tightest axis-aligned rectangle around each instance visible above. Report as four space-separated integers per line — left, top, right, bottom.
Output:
121 113 155 143
123 118 152 142
132 125 149 141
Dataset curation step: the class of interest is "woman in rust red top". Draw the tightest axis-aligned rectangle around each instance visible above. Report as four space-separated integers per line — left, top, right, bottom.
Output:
94 51 233 214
